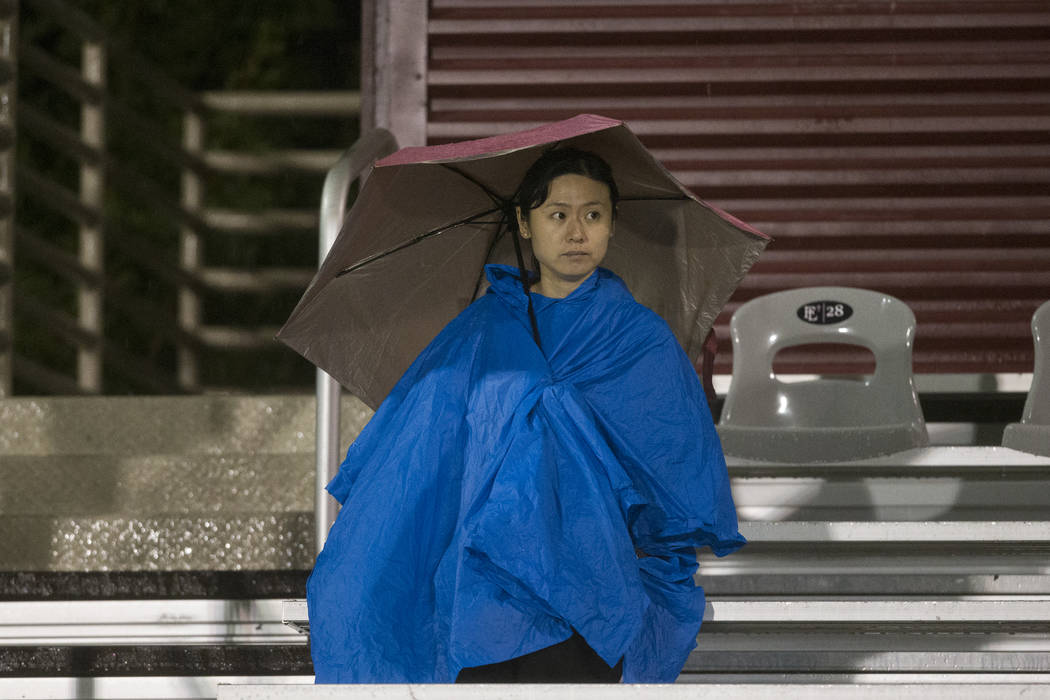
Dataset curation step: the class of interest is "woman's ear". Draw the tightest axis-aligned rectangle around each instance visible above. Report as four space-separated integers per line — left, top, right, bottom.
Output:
515 207 530 238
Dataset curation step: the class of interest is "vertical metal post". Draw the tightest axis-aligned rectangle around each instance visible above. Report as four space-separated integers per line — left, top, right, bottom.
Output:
315 362 342 551
313 130 399 553
314 163 347 553
178 110 204 391
78 41 105 392
0 1 16 396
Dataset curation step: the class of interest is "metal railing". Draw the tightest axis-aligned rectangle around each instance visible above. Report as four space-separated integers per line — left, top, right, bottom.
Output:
312 127 397 551
14 0 361 395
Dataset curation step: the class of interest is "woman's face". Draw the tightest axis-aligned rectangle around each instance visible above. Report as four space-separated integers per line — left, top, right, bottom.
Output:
516 173 614 299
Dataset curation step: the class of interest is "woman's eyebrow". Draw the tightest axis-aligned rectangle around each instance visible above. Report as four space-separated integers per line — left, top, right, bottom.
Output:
542 200 608 208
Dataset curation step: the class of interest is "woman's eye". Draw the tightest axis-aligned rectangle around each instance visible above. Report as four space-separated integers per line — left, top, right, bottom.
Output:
551 211 566 221
586 211 601 221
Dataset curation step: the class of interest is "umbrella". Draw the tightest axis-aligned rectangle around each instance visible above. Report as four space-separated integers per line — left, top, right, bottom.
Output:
278 114 770 410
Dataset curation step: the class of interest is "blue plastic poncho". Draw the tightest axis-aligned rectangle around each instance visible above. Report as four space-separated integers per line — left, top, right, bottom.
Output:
307 264 744 683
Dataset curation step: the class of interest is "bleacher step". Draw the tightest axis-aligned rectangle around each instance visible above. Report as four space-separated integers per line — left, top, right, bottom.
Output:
0 395 373 572
0 453 313 513
0 395 371 455
0 513 313 570
214 682 1050 699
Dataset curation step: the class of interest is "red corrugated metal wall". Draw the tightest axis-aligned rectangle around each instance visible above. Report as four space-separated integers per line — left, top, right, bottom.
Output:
425 0 1050 375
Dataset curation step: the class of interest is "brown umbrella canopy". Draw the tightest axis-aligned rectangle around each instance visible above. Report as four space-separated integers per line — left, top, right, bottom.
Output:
278 114 770 410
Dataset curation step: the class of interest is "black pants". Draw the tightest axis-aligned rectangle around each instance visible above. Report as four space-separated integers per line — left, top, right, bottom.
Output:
455 631 622 683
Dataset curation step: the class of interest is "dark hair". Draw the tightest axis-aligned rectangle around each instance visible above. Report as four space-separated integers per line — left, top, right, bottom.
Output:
512 147 619 228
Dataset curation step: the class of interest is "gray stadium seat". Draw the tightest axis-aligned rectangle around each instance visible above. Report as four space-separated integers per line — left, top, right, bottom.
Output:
1002 300 1050 457
718 287 928 462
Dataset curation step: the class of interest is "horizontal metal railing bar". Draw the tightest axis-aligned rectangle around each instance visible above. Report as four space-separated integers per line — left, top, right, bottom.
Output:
202 208 318 233
103 223 207 296
198 267 314 292
16 227 202 358
101 157 214 238
200 90 361 116
10 304 180 395
17 167 101 228
14 226 102 288
17 103 102 167
196 325 283 349
104 98 210 178
13 292 99 351
18 41 104 107
24 0 106 44
203 149 345 175
105 292 202 352
16 108 210 235
99 340 184 394
10 352 83 395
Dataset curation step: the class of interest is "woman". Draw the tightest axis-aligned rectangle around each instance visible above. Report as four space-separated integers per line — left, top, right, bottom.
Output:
307 147 744 683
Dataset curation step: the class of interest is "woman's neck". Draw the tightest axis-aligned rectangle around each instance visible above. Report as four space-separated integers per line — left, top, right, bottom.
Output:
533 273 591 299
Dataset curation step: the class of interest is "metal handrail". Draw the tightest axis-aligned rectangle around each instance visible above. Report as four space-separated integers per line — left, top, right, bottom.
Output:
314 127 398 552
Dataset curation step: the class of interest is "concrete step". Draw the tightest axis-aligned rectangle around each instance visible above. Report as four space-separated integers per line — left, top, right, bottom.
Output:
0 513 313 571
213 682 1050 699
0 395 371 456
0 453 312 514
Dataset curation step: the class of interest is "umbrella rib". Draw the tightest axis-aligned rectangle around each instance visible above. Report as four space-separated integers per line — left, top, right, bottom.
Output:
336 206 502 277
440 164 511 210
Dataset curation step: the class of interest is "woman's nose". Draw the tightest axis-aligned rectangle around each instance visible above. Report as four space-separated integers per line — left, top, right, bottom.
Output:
567 217 586 241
